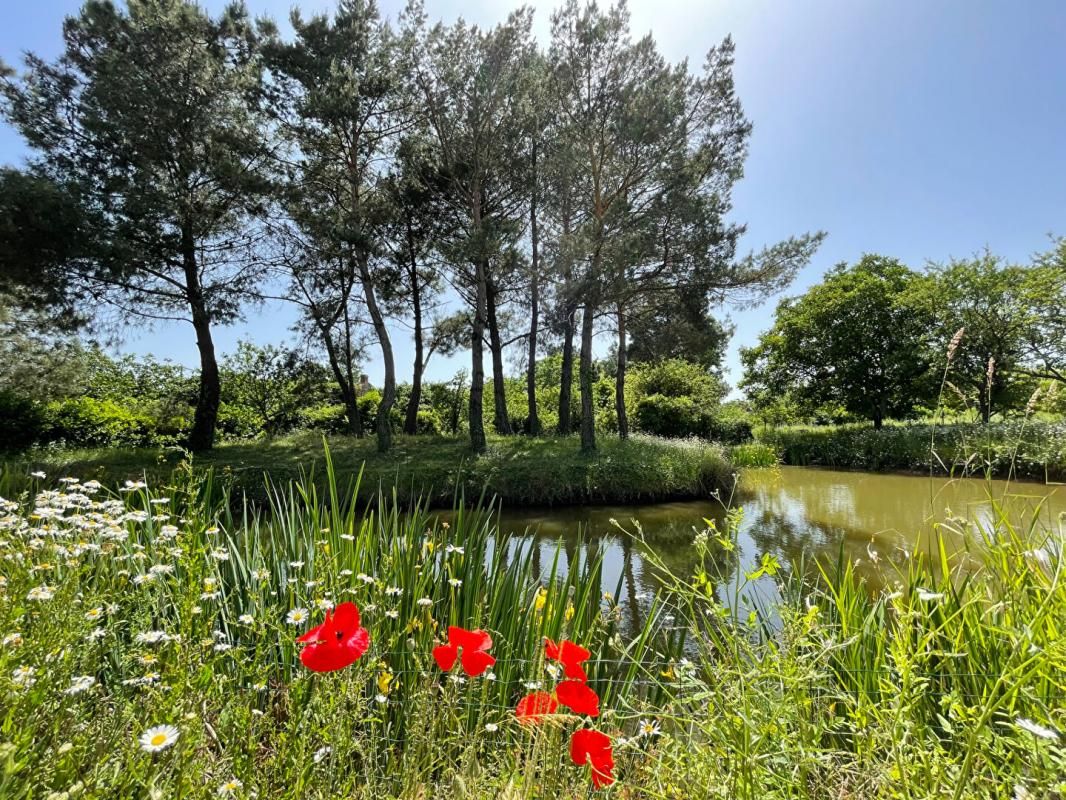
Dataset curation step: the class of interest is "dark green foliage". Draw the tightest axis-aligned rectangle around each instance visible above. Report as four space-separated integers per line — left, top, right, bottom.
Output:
909 254 1044 421
757 421 1066 481
704 415 753 445
624 359 731 439
633 394 705 438
0 170 91 328
220 342 332 437
742 256 936 428
1 0 275 451
0 391 47 452
627 300 733 371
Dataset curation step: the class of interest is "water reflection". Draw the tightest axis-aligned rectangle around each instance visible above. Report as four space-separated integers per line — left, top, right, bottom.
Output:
464 467 1065 635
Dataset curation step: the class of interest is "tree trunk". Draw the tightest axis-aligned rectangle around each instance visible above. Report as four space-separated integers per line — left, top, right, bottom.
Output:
404 252 423 435
487 280 512 435
526 138 541 436
310 305 362 437
182 225 219 452
324 343 362 439
615 303 628 440
469 258 488 454
579 303 596 452
357 255 395 452
558 308 575 435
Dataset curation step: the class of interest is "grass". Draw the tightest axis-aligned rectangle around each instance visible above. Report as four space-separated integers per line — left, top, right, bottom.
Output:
756 420 1066 481
5 432 735 508
0 454 1064 798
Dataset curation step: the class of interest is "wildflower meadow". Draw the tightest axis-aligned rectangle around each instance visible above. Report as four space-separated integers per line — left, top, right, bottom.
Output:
0 453 1063 799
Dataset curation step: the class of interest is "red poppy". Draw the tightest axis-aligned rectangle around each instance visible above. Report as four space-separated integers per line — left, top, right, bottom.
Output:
545 637 592 682
432 626 496 677
570 728 615 789
556 679 600 717
297 602 370 672
515 691 558 723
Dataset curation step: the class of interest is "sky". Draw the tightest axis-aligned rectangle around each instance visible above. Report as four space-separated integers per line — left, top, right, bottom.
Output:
3 0 1066 394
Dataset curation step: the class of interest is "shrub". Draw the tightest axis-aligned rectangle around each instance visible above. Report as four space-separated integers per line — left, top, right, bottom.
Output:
414 408 443 436
756 421 1066 480
0 390 47 452
633 394 702 438
299 403 350 435
704 415 753 444
216 402 264 440
42 396 156 448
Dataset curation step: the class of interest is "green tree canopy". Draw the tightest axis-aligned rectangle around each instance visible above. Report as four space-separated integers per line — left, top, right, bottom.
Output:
741 255 935 428
1 0 275 451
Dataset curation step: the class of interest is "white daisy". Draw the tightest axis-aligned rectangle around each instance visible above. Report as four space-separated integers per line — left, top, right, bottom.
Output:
139 724 179 753
64 675 97 695
915 589 944 602
26 585 54 601
638 718 662 737
286 608 310 626
217 778 243 795
12 665 35 686
238 614 255 625
135 631 171 645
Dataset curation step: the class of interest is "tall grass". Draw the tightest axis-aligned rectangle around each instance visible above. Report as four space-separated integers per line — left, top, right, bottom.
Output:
756 420 1066 481
1 450 1063 798
10 432 735 507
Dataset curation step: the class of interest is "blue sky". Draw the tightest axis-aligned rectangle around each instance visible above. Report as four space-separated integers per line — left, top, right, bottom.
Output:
3 0 1065 393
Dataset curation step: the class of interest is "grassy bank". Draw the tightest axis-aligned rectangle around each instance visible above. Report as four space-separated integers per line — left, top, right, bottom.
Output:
0 463 1063 798
756 420 1066 481
5 432 734 507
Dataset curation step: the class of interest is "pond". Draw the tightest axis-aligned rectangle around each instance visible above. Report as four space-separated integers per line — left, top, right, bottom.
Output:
475 466 1066 629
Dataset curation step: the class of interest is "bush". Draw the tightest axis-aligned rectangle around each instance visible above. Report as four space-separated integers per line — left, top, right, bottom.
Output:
42 396 157 448
633 394 702 438
299 403 350 435
0 390 48 452
756 421 1066 480
704 415 753 444
216 402 264 440
414 408 443 436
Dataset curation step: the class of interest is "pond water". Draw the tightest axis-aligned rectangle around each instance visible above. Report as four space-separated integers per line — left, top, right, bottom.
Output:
477 467 1066 627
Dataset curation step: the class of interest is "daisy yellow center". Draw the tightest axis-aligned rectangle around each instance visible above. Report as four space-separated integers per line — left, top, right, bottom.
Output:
150 733 168 746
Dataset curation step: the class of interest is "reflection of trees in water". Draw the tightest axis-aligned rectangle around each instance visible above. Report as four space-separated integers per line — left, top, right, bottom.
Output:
741 500 844 577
